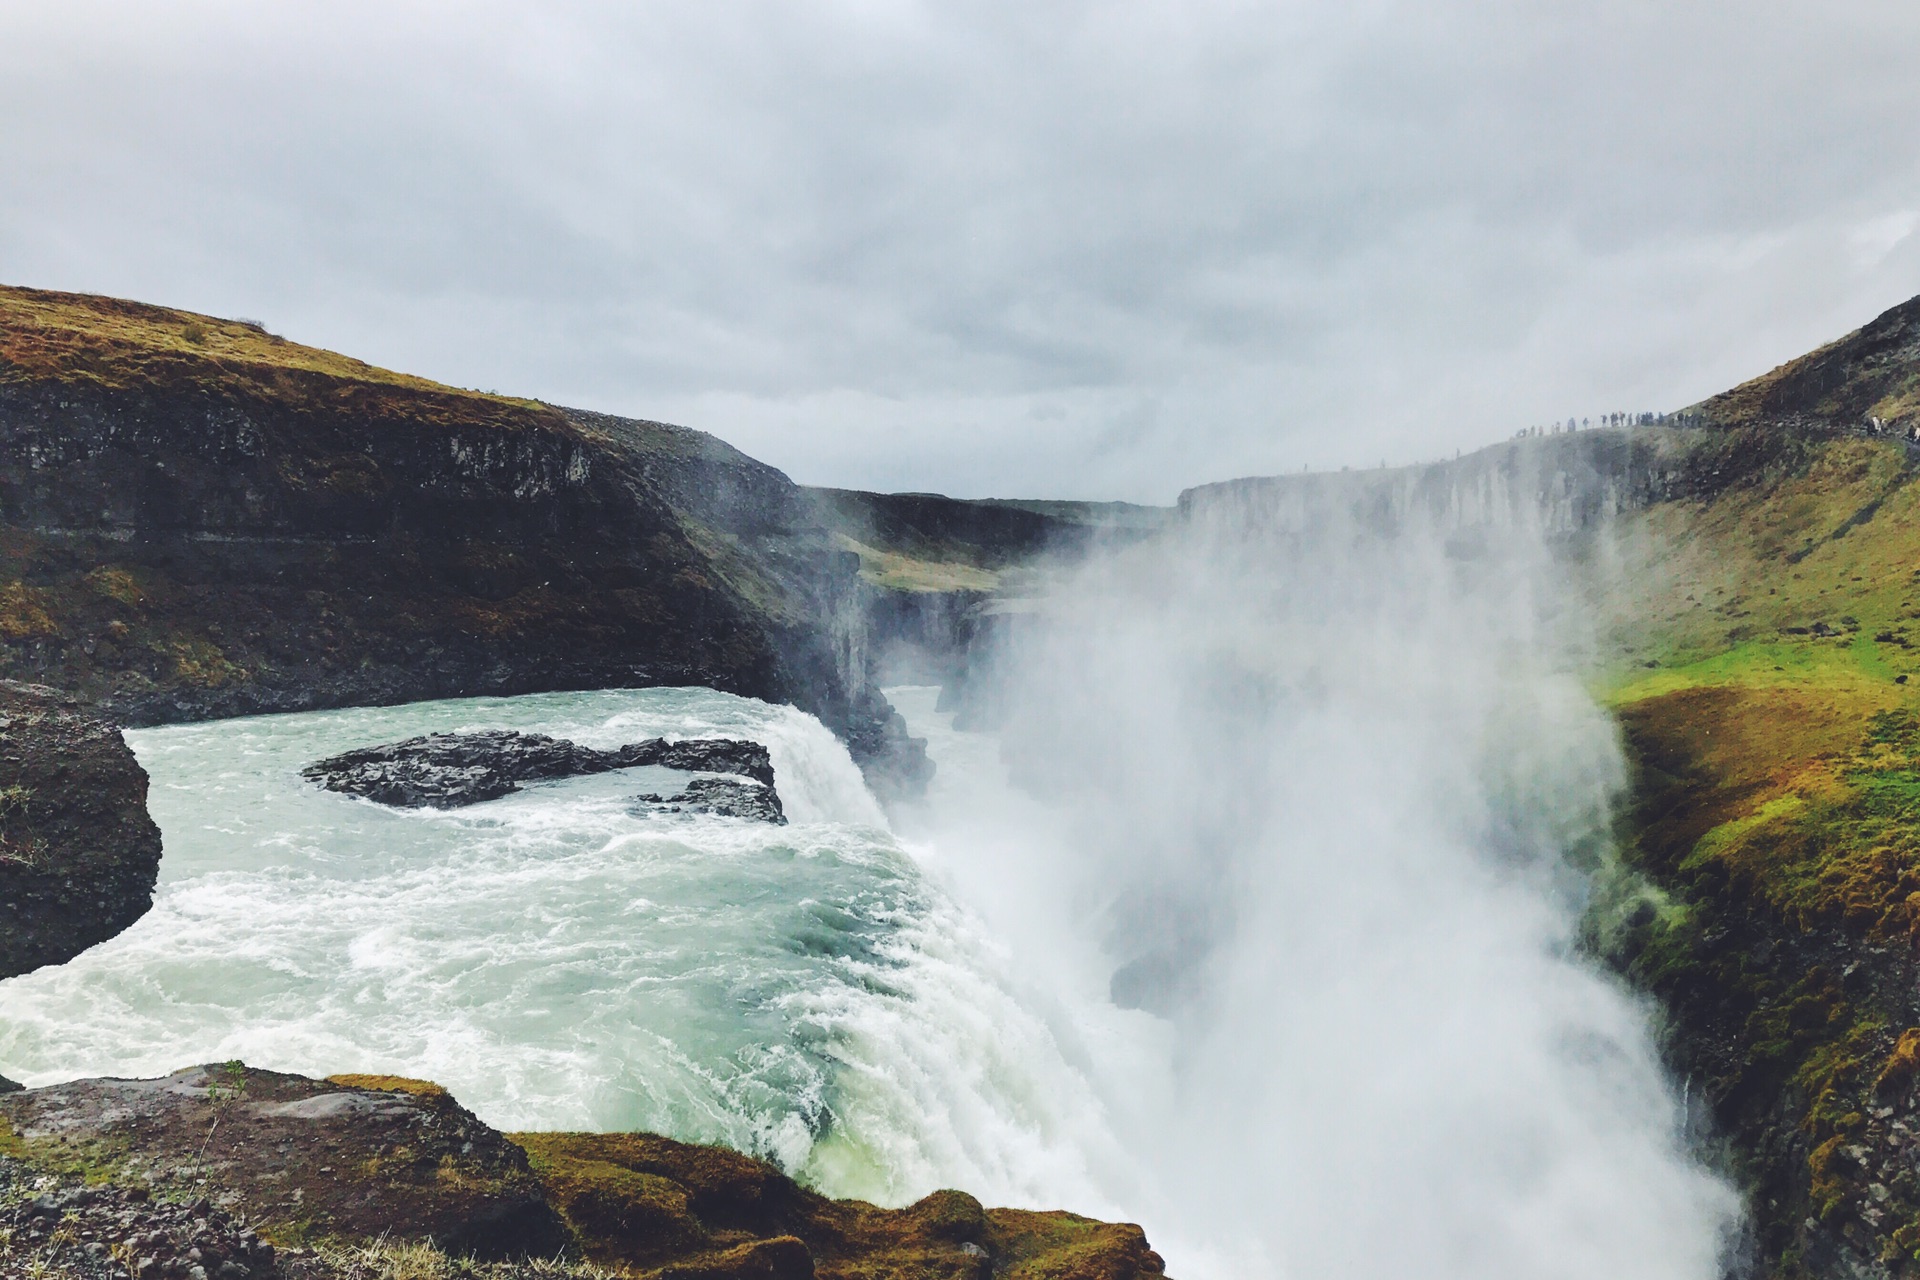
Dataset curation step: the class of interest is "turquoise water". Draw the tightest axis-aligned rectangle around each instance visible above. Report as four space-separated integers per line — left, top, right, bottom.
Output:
0 686 1118 1211
0 659 1745 1279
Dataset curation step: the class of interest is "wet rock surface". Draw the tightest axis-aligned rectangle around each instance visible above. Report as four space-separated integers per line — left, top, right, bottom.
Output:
0 1067 565 1264
630 776 787 825
303 730 775 809
0 1068 1172 1280
0 680 163 979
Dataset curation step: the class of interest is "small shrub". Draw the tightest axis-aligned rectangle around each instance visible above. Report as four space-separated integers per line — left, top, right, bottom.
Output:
0 784 40 868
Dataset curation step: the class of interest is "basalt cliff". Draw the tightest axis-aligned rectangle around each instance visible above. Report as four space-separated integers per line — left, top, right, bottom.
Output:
0 287 947 797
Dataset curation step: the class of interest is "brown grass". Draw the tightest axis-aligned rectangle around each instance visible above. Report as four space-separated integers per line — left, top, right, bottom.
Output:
325 1075 452 1100
0 285 570 438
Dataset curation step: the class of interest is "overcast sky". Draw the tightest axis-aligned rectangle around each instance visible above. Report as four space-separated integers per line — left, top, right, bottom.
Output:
3 2 1918 501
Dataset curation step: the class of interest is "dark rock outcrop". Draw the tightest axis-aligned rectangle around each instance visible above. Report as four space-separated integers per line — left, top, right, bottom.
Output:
632 776 787 825
0 679 162 979
0 1066 566 1261
303 730 774 809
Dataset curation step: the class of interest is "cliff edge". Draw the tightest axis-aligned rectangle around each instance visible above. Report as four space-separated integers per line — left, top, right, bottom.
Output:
0 286 927 797
0 1066 1170 1280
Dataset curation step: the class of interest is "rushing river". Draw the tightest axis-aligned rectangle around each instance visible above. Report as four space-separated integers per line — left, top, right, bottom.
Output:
0 686 1118 1215
0 544 1746 1280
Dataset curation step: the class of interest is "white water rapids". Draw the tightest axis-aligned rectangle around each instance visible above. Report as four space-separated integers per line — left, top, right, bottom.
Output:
0 523 1744 1277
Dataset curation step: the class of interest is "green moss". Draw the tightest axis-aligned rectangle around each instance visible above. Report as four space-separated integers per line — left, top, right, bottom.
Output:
984 1209 1153 1280
82 566 145 608
0 581 58 640
510 1132 1158 1280
164 637 245 688
515 1137 707 1265
0 1113 133 1187
324 1074 450 1101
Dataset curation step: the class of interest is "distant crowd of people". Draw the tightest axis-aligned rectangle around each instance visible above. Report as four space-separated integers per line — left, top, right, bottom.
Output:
1507 409 1919 445
1863 415 1920 444
1510 410 1709 439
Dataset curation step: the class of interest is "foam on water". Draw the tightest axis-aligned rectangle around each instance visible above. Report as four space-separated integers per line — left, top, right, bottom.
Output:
0 668 1738 1277
0 686 1111 1204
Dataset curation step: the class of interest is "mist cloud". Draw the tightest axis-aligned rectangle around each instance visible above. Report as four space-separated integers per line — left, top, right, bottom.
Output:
2 1 1917 498
900 495 1741 1276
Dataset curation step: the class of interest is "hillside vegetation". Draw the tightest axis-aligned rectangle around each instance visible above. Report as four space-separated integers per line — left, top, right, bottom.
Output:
0 286 558 432
1592 293 1920 1278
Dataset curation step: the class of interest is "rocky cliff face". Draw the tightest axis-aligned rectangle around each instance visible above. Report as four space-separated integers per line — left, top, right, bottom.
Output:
0 286 927 796
1177 425 1699 541
0 679 161 981
1699 293 1920 435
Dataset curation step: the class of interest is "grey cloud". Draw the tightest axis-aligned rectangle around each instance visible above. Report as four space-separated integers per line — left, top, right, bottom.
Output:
2 0 1917 500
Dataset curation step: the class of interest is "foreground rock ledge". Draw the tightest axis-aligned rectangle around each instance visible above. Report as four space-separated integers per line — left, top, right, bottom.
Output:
0 1066 1170 1280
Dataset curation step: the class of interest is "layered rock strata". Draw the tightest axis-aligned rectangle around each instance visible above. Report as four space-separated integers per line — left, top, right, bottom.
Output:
0 286 928 798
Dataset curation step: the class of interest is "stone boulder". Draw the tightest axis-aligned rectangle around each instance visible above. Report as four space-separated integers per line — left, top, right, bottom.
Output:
631 776 787 825
0 680 163 979
303 730 775 809
0 1066 565 1262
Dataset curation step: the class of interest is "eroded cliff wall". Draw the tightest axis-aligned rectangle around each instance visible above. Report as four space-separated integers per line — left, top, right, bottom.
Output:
1178 426 1700 540
0 287 928 795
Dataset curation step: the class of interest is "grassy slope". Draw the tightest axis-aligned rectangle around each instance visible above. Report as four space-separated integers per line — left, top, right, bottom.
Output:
0 285 562 433
1694 292 1920 434
1594 425 1920 1269
808 487 1170 596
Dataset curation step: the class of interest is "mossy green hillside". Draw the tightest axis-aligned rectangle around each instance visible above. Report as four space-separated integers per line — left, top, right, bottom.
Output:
1595 429 1920 1273
513 1131 1167 1280
1595 435 1920 674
